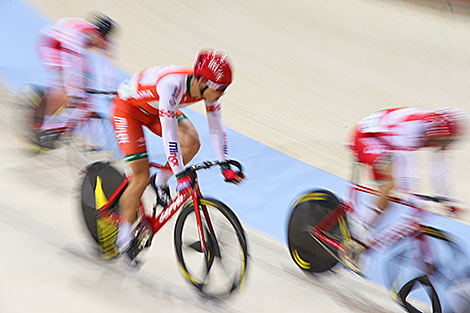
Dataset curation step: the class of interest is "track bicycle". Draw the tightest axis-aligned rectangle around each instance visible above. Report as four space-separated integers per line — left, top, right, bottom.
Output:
80 158 248 299
287 162 469 312
15 84 118 167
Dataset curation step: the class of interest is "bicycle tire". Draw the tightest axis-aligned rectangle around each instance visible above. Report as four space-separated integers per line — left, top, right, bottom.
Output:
80 161 125 258
397 275 441 313
287 189 345 273
174 197 248 298
386 226 468 313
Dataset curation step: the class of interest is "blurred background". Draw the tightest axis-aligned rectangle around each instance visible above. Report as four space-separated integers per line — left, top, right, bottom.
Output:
1 0 470 312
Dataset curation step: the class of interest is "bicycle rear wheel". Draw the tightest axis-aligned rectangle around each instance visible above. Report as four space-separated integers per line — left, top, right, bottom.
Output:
287 189 345 273
174 197 248 298
80 161 125 259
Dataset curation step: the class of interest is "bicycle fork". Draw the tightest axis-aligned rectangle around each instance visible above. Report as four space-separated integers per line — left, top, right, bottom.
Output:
192 191 208 255
191 188 219 266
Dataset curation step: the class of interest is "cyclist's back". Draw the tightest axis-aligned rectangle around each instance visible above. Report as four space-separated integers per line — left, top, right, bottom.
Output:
41 18 97 54
348 107 466 246
354 107 431 152
116 65 204 117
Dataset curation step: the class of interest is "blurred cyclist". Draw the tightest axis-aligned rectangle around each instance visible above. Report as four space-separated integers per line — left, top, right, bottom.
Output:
36 12 117 149
112 49 245 260
347 107 466 270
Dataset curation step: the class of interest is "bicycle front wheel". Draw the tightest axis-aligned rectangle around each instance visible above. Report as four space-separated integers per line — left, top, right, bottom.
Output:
386 226 470 313
174 197 248 298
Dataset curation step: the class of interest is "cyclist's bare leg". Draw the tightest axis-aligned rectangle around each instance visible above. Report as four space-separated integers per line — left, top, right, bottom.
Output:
120 158 150 223
39 87 67 131
116 158 149 250
344 161 394 272
371 161 394 226
45 88 67 116
349 161 393 260
377 179 394 211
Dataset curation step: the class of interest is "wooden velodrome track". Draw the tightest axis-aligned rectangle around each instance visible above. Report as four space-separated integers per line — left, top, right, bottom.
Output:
2 0 470 311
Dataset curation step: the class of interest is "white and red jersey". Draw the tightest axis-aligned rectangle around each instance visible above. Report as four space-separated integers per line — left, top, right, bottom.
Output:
117 65 228 175
38 18 106 98
40 18 99 55
357 108 431 151
352 108 451 195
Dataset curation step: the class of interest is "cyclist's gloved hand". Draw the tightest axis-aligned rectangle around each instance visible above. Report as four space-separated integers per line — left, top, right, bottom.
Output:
176 170 195 194
220 163 245 184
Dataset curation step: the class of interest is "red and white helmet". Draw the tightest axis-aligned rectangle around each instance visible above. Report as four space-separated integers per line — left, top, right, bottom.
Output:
194 49 232 91
424 108 466 140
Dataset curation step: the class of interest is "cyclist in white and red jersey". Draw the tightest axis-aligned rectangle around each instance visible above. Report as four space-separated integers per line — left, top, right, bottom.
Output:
343 107 467 271
36 12 116 149
351 107 465 213
112 49 245 259
348 108 466 251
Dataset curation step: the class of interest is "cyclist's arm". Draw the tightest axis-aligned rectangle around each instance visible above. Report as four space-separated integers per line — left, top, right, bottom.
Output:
60 51 87 101
157 79 185 175
205 100 228 161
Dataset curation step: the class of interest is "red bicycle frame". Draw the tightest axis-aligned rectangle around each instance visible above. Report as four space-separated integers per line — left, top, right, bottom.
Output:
311 169 430 256
95 161 219 255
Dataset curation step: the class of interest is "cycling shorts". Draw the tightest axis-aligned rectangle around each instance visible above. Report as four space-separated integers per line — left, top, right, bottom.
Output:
350 126 391 180
112 96 187 162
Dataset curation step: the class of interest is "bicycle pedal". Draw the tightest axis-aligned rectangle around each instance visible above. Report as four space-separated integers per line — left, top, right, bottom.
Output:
132 220 153 250
123 237 144 266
